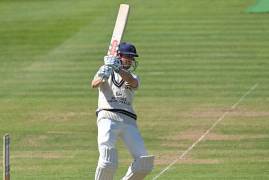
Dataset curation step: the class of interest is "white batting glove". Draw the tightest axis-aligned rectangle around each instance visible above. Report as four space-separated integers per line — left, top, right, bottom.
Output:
97 65 112 80
104 55 121 73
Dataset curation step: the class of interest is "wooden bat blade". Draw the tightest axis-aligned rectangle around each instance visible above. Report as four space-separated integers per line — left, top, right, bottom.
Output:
107 4 130 56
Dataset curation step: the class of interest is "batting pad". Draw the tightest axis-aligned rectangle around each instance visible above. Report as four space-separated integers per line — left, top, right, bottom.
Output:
95 147 118 180
122 155 154 180
246 0 269 13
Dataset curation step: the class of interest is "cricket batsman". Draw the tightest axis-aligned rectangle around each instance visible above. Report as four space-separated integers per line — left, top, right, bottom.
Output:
91 42 154 180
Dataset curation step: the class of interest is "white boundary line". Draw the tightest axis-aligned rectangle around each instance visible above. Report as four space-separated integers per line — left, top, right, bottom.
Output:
153 83 258 180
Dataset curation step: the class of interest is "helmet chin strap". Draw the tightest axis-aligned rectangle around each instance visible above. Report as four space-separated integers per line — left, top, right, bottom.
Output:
121 63 132 71
128 60 138 72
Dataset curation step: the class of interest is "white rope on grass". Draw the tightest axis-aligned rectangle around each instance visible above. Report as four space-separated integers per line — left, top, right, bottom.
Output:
153 83 258 180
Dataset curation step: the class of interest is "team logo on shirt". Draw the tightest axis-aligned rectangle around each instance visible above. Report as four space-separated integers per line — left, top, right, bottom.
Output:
116 91 122 96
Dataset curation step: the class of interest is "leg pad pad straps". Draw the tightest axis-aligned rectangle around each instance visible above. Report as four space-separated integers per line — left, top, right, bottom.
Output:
95 147 118 180
122 155 155 180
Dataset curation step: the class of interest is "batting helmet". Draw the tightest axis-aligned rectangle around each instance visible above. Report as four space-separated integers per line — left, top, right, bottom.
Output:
117 42 139 57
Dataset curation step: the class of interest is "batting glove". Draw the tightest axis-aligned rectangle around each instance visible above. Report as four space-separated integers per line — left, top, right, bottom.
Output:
104 55 121 73
97 65 112 80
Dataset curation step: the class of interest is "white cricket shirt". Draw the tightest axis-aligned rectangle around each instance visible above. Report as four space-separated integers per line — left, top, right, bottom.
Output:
95 70 140 125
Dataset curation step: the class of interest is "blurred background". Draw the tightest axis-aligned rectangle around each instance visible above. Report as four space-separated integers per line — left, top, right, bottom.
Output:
0 0 268 179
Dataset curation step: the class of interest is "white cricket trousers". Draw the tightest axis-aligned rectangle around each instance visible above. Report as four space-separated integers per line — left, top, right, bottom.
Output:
95 118 152 180
97 118 148 158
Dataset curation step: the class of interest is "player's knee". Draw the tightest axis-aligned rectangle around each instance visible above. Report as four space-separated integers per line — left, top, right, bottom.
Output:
98 147 118 171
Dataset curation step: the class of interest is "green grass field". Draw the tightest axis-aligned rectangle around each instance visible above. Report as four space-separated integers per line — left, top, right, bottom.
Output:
1 0 269 179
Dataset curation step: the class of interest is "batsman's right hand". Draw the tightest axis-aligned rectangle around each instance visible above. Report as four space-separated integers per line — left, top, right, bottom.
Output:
104 55 121 73
97 65 112 80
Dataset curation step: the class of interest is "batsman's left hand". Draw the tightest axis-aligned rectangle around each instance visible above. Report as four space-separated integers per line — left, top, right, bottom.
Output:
97 65 112 80
104 55 121 73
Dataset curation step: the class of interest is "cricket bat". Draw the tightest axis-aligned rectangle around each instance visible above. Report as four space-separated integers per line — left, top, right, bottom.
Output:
101 4 129 82
107 4 130 57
